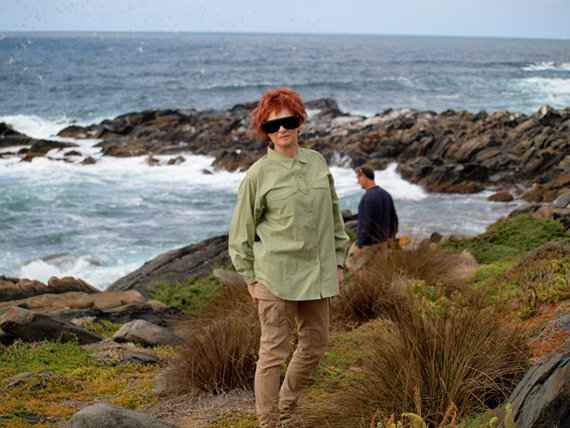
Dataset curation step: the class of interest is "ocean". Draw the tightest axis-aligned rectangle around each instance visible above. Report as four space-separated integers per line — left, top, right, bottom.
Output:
1 32 569 290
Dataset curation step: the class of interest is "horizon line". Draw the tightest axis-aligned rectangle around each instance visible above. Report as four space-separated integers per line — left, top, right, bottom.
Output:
0 29 567 42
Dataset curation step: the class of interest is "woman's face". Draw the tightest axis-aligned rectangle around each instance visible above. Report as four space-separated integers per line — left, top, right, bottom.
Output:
265 108 300 155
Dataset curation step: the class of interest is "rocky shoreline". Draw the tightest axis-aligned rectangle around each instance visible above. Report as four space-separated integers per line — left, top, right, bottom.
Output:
1 99 570 344
1 100 569 200
1 98 570 426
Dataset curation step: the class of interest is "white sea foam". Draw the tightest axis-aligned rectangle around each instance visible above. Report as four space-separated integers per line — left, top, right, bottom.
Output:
0 113 118 140
0 114 79 139
1 149 519 290
332 163 427 202
522 62 570 72
517 77 570 94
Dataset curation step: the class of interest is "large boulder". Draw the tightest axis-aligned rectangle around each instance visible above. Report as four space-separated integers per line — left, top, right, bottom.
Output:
494 339 570 427
69 403 177 428
107 233 231 297
0 307 104 345
112 319 183 347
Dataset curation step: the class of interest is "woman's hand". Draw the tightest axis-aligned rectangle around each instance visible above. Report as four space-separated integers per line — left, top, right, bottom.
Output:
248 281 259 304
337 265 344 286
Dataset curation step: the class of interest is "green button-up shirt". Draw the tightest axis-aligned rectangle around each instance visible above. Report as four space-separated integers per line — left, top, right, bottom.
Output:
228 147 349 301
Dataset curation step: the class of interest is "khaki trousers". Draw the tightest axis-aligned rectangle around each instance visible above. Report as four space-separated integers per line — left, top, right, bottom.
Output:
253 284 330 428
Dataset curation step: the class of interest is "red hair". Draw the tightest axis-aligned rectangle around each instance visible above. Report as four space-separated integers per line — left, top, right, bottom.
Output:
251 87 307 142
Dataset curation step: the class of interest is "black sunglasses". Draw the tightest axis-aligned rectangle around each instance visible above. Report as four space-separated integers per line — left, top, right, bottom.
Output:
261 115 301 134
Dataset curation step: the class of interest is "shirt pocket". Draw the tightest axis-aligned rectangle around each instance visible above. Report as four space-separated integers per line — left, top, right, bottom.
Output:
264 187 298 218
266 187 297 202
312 180 330 190
311 180 332 206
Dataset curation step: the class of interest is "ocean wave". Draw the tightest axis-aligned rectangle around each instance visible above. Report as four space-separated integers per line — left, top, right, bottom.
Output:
0 113 118 140
516 77 570 94
522 61 570 72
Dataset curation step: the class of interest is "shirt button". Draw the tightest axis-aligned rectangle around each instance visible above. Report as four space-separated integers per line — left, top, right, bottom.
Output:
311 226 316 230
298 175 302 179
308 209 312 213
314 244 318 248
315 261 319 265
304 191 308 195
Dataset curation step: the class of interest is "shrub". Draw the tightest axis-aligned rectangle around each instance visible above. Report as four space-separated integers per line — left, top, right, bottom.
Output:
162 284 260 395
334 239 462 327
307 296 530 427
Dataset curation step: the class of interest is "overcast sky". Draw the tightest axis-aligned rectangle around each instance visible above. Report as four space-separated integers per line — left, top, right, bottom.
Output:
1 0 569 40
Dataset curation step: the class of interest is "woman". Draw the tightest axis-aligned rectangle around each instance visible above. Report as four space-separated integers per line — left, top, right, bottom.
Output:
228 87 349 428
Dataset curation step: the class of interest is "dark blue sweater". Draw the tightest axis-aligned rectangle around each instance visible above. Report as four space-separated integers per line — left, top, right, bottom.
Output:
356 186 398 247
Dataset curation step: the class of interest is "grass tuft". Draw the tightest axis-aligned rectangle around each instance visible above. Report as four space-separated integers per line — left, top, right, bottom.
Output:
162 284 260 395
306 295 530 427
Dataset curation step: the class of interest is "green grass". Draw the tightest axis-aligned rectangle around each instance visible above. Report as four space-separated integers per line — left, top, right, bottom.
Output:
441 214 568 264
0 339 168 426
82 319 123 337
151 272 225 315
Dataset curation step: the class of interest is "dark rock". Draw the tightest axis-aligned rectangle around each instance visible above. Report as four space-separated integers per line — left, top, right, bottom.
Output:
107 233 231 297
304 98 341 111
494 339 570 428
0 307 104 345
48 276 101 294
69 403 177 428
553 192 570 209
508 203 543 218
487 192 514 202
82 156 97 165
53 302 184 328
11 103 570 195
119 351 162 365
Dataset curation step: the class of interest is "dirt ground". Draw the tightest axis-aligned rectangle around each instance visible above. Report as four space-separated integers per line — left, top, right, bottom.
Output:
140 390 256 428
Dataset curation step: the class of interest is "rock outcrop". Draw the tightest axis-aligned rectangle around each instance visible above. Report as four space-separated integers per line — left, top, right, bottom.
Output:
0 276 100 304
54 301 184 328
106 233 231 297
3 102 569 197
51 103 570 196
0 289 144 312
494 339 570 428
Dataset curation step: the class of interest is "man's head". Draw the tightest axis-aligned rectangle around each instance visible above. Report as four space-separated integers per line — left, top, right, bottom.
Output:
356 165 375 190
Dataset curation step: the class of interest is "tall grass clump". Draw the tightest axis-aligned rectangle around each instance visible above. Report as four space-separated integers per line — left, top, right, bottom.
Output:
308 291 531 428
334 239 461 327
442 213 568 264
162 283 260 395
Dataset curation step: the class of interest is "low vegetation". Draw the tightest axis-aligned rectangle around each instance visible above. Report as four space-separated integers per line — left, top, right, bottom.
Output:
441 213 568 264
0 338 166 427
1 213 568 427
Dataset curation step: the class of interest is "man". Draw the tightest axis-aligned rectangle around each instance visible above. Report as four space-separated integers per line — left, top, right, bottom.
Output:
345 164 398 275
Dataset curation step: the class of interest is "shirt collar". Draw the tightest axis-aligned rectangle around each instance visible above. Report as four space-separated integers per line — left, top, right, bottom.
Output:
267 146 307 169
